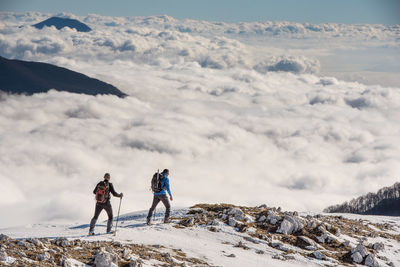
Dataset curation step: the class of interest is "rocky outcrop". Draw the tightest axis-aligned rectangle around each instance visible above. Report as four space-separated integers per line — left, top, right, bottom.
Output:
178 204 398 266
0 234 208 266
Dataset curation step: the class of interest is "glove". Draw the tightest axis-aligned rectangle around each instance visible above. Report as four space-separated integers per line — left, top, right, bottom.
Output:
119 193 123 198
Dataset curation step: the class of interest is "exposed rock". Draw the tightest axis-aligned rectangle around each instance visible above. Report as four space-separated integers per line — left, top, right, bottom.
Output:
28 238 44 248
55 237 71 247
244 214 254 223
296 236 318 250
270 242 289 252
0 250 7 261
0 234 10 241
372 242 384 251
228 217 238 227
351 244 368 258
163 252 173 263
207 219 221 226
267 210 281 225
228 207 245 221
258 215 267 222
129 258 143 267
365 254 379 267
37 252 51 261
312 251 326 260
122 248 131 260
351 252 363 263
17 240 33 249
272 254 286 260
276 216 306 234
94 248 118 267
181 217 195 227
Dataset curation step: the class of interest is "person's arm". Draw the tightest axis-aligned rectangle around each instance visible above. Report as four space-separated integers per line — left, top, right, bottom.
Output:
164 178 172 200
109 183 123 198
93 182 100 194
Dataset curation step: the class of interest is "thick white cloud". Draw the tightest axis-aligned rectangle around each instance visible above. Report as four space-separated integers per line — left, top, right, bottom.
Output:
0 12 400 228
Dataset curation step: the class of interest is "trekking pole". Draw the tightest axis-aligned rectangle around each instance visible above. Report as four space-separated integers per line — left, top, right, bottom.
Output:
114 196 122 236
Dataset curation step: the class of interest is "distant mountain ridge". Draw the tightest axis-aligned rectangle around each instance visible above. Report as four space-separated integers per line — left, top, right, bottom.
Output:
0 56 126 97
324 182 400 216
33 17 92 32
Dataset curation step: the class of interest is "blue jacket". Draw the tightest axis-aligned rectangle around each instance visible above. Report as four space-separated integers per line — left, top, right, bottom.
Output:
154 173 172 196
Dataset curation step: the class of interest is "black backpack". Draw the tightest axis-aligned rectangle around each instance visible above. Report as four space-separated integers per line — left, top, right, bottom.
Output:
151 171 163 193
95 182 109 203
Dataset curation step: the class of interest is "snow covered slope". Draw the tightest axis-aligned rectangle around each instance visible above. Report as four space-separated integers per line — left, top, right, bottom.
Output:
1 204 399 266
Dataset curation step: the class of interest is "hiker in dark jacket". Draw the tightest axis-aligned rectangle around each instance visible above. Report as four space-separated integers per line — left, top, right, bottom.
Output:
89 173 123 235
147 169 173 225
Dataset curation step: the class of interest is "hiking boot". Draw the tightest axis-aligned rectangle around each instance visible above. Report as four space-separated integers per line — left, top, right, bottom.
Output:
106 231 115 235
164 218 170 224
88 232 95 236
146 218 151 225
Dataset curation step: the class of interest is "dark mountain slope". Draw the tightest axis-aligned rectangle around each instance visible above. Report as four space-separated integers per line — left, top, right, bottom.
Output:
0 56 126 97
324 182 400 216
33 17 92 32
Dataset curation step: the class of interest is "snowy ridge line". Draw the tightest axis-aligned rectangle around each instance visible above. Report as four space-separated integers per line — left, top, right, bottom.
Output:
323 182 400 215
1 204 399 267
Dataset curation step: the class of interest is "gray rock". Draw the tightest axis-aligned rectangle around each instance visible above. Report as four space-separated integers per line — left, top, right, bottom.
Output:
270 242 289 252
0 250 7 261
226 253 236 258
276 215 306 234
17 251 27 257
316 232 328 244
129 258 143 267
267 210 281 225
122 248 131 260
55 237 71 247
312 251 326 260
17 240 33 249
258 215 267 222
28 238 44 248
164 252 173 263
351 251 363 264
228 217 238 227
365 254 379 267
181 217 195 227
37 252 51 261
351 244 368 258
0 234 11 241
373 242 384 251
272 254 285 260
228 208 245 221
207 219 221 226
94 248 118 267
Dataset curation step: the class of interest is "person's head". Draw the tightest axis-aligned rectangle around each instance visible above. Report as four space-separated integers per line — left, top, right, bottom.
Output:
104 173 110 181
162 169 169 176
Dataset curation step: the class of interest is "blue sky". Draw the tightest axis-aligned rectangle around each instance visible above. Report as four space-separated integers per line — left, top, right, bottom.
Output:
1 0 399 24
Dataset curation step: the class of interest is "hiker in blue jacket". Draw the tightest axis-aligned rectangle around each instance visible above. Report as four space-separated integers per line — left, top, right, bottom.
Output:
147 169 173 225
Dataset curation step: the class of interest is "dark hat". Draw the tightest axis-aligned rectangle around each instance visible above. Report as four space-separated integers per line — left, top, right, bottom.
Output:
104 173 110 179
162 169 169 174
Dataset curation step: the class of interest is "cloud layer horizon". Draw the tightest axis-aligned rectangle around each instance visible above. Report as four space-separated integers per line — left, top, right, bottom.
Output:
0 12 399 228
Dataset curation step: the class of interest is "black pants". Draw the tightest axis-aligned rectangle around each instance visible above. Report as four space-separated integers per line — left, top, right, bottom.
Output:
89 201 113 232
147 194 171 222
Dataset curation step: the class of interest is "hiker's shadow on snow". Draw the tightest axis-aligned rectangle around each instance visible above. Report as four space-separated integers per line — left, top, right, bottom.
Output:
69 224 90 230
122 223 147 228
69 224 107 230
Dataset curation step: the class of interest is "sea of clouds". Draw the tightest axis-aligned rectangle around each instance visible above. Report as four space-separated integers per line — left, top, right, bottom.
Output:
0 12 400 228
